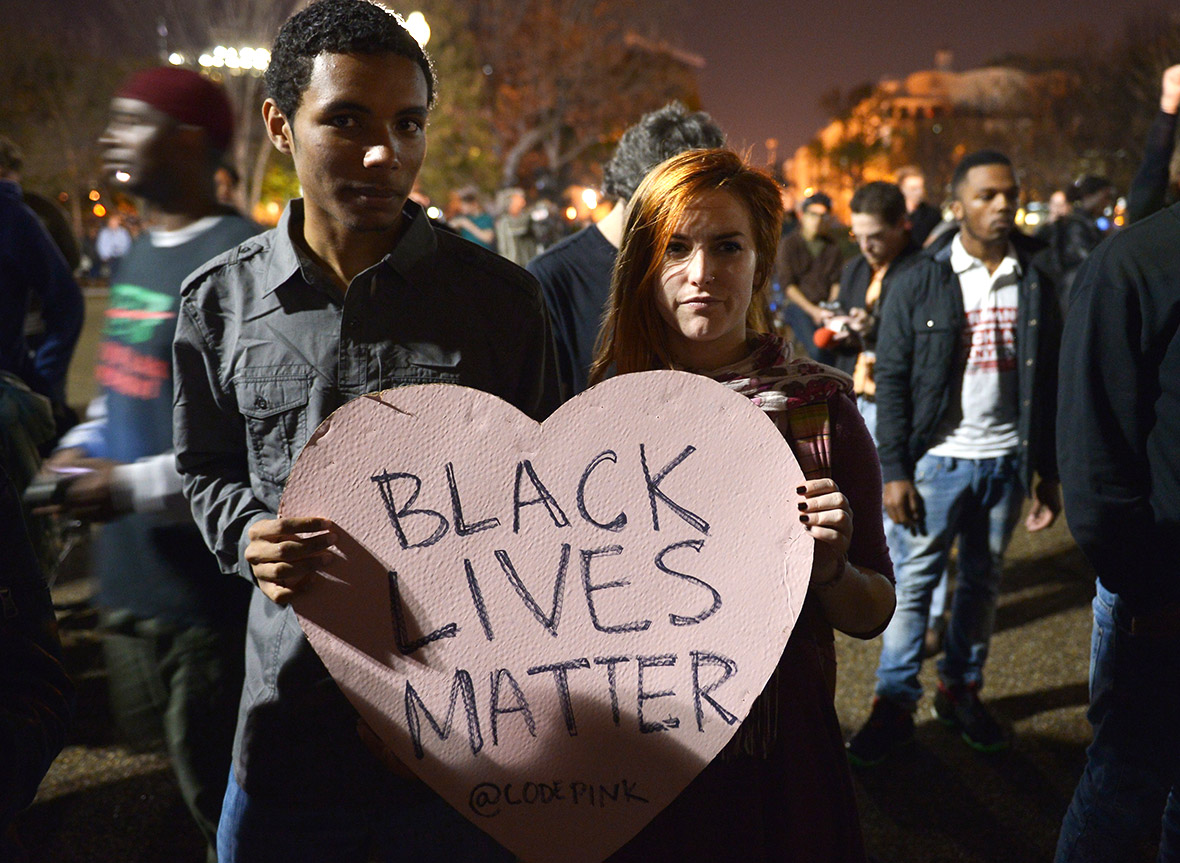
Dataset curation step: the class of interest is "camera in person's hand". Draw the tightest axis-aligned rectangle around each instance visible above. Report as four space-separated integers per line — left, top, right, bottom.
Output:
814 302 852 349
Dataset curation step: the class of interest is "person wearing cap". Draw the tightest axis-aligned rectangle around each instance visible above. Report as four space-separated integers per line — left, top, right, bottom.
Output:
774 191 844 363
40 65 259 861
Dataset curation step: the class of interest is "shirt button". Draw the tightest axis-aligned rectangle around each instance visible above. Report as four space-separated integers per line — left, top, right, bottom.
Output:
926 320 935 327
1029 318 1038 326
346 317 359 330
1025 358 1033 366
254 396 268 409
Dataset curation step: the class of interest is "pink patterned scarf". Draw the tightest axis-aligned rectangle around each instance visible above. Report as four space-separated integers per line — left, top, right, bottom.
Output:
704 332 855 480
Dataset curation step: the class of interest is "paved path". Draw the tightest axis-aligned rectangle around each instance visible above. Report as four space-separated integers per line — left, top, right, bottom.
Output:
17 512 1154 862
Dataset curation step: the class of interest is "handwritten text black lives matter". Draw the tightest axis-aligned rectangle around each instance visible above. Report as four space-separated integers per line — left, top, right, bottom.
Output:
370 442 744 761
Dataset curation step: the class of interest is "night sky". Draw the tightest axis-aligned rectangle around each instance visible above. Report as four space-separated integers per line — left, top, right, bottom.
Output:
671 0 1171 161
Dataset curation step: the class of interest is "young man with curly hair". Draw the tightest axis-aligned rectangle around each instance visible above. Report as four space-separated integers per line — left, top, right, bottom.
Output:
172 2 558 859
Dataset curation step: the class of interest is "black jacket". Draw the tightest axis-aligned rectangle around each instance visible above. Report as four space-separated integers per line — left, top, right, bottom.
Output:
1058 203 1180 614
831 242 920 379
875 230 1061 491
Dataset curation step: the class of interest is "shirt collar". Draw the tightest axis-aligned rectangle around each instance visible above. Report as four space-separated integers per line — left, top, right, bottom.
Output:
950 232 1021 278
261 198 438 296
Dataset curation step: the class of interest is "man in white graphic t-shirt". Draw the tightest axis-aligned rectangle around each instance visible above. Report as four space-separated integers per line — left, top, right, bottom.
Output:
847 150 1062 767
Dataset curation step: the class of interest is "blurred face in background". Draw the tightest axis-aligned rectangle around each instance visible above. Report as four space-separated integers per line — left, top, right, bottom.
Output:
1048 190 1069 221
799 202 828 241
100 98 178 202
850 212 908 269
899 173 926 211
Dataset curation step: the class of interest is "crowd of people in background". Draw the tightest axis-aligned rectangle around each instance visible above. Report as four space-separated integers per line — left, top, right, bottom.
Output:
2 0 1179 860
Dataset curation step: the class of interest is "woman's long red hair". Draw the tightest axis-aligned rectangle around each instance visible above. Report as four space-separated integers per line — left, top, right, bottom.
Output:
588 148 784 384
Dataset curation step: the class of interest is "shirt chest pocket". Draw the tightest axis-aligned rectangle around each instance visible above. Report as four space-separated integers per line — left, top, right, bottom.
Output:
235 368 313 487
909 314 961 399
391 344 461 385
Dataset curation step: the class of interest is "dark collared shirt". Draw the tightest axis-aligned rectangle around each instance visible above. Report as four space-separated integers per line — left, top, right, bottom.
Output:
173 199 560 800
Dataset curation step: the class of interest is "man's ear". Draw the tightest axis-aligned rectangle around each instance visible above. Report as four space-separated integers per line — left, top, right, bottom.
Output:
263 99 294 155
949 198 964 223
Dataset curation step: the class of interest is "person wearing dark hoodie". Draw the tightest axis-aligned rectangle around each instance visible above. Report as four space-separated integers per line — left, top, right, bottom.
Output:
1054 200 1180 861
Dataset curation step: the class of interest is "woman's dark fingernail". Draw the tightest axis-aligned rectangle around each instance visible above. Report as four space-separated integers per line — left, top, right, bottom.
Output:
797 502 808 511
799 514 809 523
796 486 806 494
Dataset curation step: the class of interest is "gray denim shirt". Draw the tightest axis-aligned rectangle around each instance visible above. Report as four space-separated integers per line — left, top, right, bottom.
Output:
172 200 560 800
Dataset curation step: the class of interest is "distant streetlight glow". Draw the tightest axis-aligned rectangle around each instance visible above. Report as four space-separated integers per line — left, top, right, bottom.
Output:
115 171 130 183
404 11 430 47
199 45 269 73
168 52 185 66
88 189 101 201
565 206 578 221
93 203 107 217
581 188 598 210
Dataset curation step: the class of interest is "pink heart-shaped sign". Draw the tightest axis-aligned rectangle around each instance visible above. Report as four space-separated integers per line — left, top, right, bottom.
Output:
281 370 810 863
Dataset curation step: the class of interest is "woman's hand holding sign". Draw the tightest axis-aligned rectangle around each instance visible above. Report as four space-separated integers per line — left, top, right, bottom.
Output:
798 478 895 636
796 478 852 584
245 516 338 604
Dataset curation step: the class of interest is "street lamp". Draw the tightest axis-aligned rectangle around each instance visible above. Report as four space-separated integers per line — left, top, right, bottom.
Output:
197 45 271 75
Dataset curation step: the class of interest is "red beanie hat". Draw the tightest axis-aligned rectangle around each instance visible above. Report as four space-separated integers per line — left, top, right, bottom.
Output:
116 67 235 152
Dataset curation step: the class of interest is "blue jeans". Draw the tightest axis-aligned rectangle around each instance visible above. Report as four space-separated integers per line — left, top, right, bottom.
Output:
1055 583 1180 861
857 399 949 629
875 452 1023 707
856 395 878 447
217 767 513 863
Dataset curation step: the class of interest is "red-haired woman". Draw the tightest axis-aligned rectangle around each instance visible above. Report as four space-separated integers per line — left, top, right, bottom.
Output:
592 148 895 862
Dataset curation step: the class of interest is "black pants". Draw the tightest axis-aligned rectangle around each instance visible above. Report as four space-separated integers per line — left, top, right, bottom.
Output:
102 610 245 863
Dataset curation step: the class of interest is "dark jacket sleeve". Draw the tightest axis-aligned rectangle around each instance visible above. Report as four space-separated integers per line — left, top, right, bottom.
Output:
820 241 844 292
527 256 576 403
1057 218 1178 613
1030 266 1061 485
873 268 918 484
173 289 274 580
513 273 563 421
1127 111 1177 225
775 233 800 288
15 207 83 401
0 467 74 829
